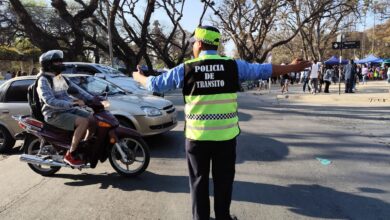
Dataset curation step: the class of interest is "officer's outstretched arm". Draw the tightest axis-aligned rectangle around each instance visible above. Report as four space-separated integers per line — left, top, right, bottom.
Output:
272 59 311 77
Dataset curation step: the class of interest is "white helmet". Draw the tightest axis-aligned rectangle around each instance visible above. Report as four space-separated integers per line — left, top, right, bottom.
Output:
39 50 64 72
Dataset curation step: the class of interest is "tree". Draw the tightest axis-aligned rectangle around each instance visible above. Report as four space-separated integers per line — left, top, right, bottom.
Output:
203 0 360 63
145 0 209 68
293 0 358 61
9 0 61 52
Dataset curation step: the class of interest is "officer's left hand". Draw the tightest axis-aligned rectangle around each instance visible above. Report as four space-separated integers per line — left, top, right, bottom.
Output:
290 58 311 70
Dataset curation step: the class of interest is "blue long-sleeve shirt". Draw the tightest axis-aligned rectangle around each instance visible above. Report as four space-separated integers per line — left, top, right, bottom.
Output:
146 50 273 93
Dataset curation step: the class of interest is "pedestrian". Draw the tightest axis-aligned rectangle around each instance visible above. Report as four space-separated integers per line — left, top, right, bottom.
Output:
15 70 22 77
323 66 333 93
343 59 356 93
4 71 13 80
280 73 289 94
318 64 323 93
386 64 390 83
302 68 310 92
132 25 311 220
31 67 38 75
361 64 368 85
309 59 319 94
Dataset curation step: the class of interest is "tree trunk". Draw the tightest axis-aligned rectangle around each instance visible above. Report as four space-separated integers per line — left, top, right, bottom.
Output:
9 0 60 51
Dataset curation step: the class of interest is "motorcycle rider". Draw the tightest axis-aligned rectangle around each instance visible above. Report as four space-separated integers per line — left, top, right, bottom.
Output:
36 50 94 166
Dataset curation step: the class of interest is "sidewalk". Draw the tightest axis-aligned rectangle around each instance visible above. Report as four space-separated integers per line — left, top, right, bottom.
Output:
250 80 390 106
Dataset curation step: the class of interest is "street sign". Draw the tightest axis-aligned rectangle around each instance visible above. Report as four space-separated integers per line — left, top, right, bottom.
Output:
343 41 360 49
332 42 342 49
332 41 360 49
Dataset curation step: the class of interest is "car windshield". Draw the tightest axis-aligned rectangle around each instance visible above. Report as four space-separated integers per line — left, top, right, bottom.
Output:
69 76 127 96
96 64 126 77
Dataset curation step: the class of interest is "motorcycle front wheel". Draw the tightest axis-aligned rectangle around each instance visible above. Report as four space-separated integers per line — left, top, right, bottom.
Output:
109 136 150 177
24 136 61 176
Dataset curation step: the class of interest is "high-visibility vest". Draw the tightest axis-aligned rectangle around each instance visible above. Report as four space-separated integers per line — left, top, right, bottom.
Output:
183 54 240 141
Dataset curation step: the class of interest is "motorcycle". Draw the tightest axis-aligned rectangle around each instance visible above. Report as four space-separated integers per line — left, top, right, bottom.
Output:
12 97 150 177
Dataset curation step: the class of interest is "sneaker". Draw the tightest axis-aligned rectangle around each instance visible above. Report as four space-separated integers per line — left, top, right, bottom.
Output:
64 151 84 167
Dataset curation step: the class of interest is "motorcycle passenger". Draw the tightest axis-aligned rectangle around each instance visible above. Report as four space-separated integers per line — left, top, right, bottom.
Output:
37 50 94 166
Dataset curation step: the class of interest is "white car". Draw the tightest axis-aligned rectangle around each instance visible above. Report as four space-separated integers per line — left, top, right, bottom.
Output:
62 62 163 96
0 75 177 152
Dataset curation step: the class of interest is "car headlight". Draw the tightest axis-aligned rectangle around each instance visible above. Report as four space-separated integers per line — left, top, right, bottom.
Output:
141 106 162 117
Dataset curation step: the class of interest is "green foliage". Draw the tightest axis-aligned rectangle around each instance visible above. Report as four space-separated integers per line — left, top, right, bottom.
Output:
0 47 21 60
0 39 41 61
14 38 36 51
12 38 41 60
21 0 47 7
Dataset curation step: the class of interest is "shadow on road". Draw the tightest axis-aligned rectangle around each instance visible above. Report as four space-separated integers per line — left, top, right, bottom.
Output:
145 131 289 163
53 172 390 219
0 145 22 156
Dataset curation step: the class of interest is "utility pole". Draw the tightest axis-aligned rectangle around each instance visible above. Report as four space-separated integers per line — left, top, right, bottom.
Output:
372 7 376 53
106 0 114 67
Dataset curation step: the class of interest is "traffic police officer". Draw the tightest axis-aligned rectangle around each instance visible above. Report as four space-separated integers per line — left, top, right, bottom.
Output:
133 25 310 220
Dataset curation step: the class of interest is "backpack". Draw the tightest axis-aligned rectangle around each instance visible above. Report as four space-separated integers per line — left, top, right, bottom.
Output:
27 75 53 121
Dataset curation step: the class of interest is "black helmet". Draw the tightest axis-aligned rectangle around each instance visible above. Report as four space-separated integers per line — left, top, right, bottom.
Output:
39 50 64 73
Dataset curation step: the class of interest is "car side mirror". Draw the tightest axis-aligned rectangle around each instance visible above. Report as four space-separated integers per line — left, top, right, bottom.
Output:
94 73 106 79
67 87 79 95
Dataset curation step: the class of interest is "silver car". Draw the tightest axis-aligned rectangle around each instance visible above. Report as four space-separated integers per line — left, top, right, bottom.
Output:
62 62 163 96
0 75 177 152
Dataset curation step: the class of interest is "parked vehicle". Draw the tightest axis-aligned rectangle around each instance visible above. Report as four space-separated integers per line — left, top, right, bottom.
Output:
0 75 177 152
14 96 150 177
62 62 163 96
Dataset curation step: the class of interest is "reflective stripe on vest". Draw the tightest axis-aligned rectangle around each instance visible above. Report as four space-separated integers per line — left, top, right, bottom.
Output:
183 55 239 141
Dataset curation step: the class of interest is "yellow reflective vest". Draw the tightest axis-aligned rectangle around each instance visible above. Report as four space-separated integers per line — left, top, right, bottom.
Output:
183 54 240 141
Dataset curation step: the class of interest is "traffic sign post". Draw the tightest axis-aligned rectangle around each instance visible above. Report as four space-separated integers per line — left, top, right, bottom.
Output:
332 39 360 95
332 41 360 50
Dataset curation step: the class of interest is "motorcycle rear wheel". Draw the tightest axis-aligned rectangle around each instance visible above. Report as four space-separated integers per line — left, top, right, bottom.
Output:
24 136 61 176
109 136 150 177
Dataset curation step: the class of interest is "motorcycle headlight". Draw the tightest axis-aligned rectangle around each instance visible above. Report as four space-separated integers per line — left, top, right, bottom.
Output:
141 106 162 117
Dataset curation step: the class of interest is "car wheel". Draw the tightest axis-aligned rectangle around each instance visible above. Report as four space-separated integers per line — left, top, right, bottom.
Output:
0 126 16 153
118 118 136 130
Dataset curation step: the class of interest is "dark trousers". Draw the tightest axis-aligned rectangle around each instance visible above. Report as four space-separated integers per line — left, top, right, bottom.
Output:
324 81 331 93
186 138 236 220
345 78 353 93
302 78 310 92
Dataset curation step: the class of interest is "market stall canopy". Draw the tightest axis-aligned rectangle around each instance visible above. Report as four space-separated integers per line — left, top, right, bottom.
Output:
324 55 348 65
355 54 383 64
382 58 390 64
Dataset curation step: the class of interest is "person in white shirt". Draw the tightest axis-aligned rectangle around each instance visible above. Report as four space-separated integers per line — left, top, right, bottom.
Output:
362 64 368 85
309 60 319 94
386 64 390 83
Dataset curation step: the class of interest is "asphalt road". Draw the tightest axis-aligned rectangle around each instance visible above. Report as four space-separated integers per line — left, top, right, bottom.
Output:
0 89 389 220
